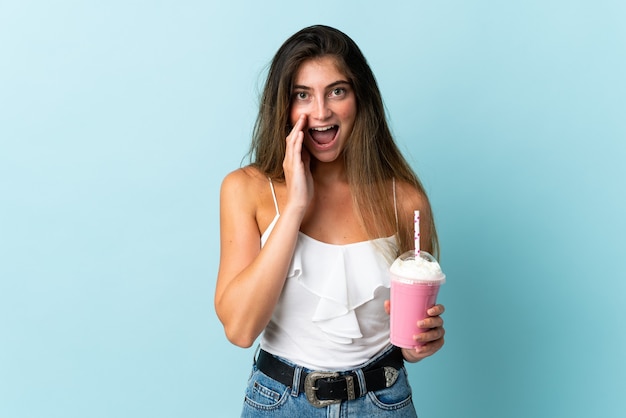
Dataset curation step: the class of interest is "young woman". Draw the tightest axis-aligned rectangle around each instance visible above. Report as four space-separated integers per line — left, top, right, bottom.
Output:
215 25 445 417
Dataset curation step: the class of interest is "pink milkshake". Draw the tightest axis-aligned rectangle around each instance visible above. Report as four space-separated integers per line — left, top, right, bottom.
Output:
390 250 445 349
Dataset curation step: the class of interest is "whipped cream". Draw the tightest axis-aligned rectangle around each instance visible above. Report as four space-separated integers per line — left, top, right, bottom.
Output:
390 252 445 284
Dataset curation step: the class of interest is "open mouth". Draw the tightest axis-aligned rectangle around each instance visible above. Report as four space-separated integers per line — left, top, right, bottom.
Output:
308 125 339 145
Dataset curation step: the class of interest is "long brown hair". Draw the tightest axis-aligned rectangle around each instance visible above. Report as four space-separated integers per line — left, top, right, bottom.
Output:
248 25 438 257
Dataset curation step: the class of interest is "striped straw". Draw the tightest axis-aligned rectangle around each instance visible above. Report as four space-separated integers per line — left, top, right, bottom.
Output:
414 210 420 258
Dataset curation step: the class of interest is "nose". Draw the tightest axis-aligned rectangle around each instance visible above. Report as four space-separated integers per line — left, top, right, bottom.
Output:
313 97 332 120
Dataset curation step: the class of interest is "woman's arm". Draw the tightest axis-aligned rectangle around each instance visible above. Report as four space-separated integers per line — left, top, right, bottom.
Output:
215 115 313 348
391 182 445 362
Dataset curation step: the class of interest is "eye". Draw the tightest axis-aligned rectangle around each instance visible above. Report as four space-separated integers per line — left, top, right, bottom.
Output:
294 91 308 100
330 88 345 97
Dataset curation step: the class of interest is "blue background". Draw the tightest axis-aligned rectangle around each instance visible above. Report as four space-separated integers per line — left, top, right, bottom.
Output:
1 1 624 417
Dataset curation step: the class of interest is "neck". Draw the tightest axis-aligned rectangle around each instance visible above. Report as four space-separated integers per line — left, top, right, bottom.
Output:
310 158 348 186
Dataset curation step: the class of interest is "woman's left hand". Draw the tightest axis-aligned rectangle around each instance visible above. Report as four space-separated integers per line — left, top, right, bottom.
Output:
384 302 446 363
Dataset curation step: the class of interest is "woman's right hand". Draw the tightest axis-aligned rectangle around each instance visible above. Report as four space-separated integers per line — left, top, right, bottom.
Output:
283 114 314 215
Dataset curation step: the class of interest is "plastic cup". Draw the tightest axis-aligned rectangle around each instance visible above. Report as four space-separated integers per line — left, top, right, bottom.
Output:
390 250 446 349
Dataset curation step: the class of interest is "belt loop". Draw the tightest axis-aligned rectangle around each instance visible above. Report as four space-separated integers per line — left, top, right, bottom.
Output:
354 368 367 397
291 366 303 397
252 345 261 366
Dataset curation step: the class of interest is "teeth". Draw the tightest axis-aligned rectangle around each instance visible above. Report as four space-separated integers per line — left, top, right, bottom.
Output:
311 125 335 132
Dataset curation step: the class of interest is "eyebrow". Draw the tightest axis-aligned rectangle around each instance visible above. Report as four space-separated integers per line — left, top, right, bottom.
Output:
292 80 351 90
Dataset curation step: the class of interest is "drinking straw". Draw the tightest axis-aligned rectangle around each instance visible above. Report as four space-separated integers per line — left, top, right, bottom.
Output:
414 210 420 258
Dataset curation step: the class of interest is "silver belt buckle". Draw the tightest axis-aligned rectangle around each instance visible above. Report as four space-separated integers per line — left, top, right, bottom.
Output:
304 371 341 408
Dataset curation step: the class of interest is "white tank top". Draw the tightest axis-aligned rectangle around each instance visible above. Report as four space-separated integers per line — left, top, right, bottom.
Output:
259 179 399 370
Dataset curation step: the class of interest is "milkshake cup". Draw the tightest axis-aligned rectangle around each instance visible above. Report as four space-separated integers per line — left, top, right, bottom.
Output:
390 250 446 349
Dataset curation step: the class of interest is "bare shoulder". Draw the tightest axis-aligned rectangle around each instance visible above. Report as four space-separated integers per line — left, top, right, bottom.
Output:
221 166 266 192
220 167 262 217
221 166 269 203
395 180 431 214
220 166 279 234
394 179 435 253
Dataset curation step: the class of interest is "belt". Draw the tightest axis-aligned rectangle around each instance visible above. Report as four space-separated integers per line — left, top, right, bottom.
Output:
256 348 404 408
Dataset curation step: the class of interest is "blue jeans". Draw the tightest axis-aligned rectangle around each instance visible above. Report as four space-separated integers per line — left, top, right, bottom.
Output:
241 345 418 417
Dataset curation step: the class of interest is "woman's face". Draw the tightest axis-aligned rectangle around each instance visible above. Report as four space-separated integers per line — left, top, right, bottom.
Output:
289 56 357 163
